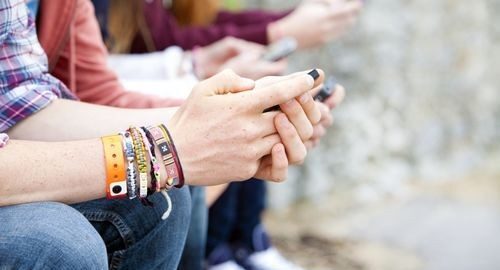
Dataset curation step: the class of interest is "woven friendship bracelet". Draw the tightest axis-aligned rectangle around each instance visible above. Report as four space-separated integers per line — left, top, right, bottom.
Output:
139 127 162 193
129 127 148 198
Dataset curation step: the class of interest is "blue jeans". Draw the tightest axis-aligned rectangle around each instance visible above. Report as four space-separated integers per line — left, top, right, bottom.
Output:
206 179 266 255
179 186 207 270
0 187 191 270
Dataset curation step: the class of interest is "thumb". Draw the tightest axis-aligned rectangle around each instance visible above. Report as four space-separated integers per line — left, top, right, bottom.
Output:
202 69 255 95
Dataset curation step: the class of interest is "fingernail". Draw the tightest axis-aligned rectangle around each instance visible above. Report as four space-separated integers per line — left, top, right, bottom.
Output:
307 69 320 81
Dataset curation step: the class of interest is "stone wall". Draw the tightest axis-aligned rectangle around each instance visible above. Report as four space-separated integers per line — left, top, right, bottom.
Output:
242 0 500 208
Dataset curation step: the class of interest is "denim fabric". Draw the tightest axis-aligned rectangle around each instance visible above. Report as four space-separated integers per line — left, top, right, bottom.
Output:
0 187 191 270
0 202 108 270
207 179 266 255
179 186 207 270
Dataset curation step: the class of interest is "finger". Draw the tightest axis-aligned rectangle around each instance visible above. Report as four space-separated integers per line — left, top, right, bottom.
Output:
249 73 315 111
310 83 324 97
280 98 314 141
269 143 288 182
324 85 346 109
305 140 315 150
204 69 255 95
321 113 334 127
318 102 330 120
256 134 281 158
259 111 280 137
255 69 325 92
312 124 327 140
275 113 307 164
266 59 288 75
297 91 322 125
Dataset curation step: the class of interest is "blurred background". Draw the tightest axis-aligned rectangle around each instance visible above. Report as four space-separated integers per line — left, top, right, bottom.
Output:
227 0 500 269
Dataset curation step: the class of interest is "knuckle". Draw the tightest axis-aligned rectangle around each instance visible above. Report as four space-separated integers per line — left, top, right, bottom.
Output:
301 124 314 141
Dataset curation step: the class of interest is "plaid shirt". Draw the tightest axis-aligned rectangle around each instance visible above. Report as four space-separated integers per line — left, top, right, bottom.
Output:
0 0 74 132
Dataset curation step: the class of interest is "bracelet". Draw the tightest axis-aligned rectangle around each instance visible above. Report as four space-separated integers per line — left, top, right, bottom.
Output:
160 124 185 188
101 135 128 199
139 127 162 193
129 127 149 198
147 126 176 190
120 131 137 199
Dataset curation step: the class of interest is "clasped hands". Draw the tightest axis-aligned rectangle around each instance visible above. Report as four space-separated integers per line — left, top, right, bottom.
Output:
168 69 344 186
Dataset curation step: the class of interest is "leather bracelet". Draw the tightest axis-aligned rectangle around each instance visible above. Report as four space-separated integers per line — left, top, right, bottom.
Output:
147 126 176 190
101 135 127 199
160 124 185 188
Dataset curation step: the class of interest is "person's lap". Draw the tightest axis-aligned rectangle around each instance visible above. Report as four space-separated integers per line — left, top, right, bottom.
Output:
0 187 192 270
207 178 266 255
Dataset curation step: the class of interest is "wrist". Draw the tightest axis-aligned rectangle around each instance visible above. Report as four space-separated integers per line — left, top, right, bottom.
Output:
192 47 207 79
267 21 284 44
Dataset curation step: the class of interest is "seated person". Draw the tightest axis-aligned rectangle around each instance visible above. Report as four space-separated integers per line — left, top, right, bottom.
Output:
0 0 326 269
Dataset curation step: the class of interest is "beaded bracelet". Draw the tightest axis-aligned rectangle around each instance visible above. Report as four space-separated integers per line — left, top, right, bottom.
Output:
129 127 149 199
120 131 137 200
159 124 185 188
139 127 162 193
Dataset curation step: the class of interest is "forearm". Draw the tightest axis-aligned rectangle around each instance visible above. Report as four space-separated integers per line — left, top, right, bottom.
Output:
7 99 178 141
0 139 105 206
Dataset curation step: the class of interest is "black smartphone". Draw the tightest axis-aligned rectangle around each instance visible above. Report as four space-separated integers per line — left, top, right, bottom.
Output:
261 37 298 62
313 76 337 102
264 69 321 112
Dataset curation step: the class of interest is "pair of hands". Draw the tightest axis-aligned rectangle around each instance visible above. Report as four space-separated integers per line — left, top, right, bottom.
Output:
193 37 287 80
269 0 364 49
168 69 344 186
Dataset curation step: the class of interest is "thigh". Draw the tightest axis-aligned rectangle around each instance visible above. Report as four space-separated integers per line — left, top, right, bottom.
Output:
206 182 242 255
179 186 208 270
72 187 191 270
0 202 107 270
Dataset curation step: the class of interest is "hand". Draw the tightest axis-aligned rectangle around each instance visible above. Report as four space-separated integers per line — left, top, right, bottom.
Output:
221 53 288 80
194 37 286 79
305 83 346 149
269 0 364 49
167 69 316 186
254 70 326 181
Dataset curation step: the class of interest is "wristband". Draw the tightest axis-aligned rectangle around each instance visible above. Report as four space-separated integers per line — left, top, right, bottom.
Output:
147 126 176 190
101 135 127 199
139 127 162 193
120 131 137 199
160 124 185 188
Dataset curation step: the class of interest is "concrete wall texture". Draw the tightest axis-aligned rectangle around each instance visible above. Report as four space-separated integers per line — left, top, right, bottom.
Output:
244 0 500 208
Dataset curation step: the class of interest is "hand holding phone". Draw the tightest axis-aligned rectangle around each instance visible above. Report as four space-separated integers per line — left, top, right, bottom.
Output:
261 37 298 62
314 76 337 102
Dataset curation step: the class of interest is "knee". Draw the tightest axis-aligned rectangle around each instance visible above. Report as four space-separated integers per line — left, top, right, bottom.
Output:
0 202 107 270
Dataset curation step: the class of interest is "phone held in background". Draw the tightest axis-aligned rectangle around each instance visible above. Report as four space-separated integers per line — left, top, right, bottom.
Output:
261 37 298 62
314 76 337 102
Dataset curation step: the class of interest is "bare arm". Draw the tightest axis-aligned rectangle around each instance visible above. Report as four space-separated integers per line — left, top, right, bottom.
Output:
7 99 177 141
0 139 106 206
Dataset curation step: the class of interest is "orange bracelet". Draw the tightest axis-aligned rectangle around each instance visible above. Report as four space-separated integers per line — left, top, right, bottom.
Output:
102 135 127 199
